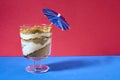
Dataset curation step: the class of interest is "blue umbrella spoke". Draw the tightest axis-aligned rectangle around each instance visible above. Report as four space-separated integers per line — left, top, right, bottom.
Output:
57 20 64 30
49 17 58 21
51 19 58 25
61 19 69 26
62 23 69 30
46 15 56 20
44 13 57 17
59 21 69 30
43 9 58 16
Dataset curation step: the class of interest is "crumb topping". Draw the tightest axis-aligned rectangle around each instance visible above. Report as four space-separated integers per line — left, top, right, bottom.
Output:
20 25 52 34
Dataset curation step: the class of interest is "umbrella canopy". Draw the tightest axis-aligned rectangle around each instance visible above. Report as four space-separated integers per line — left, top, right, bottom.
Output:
42 8 70 30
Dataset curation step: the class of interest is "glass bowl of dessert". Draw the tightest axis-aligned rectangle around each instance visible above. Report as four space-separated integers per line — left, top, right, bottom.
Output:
20 24 52 74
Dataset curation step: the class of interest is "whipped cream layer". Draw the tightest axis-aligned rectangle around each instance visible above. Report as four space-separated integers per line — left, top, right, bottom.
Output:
21 38 51 56
20 33 52 40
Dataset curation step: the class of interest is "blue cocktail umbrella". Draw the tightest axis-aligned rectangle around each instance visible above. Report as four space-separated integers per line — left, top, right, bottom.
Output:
42 8 70 30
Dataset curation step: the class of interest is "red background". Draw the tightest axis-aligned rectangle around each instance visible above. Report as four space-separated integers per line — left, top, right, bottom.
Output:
0 0 120 56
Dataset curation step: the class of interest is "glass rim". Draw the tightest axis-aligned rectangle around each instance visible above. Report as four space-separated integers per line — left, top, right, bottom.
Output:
20 24 52 28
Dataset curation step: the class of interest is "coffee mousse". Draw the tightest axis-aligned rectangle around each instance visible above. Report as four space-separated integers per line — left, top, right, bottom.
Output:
20 25 52 58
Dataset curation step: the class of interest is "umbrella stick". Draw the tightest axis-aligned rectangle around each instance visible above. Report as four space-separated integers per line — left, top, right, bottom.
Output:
49 23 53 27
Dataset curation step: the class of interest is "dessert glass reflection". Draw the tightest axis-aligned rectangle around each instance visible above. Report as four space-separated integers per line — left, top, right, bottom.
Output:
20 24 52 74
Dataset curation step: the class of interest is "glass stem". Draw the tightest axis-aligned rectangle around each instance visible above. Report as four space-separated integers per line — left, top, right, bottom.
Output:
49 23 53 27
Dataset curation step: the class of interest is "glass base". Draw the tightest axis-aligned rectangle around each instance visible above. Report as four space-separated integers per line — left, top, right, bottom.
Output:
26 65 49 74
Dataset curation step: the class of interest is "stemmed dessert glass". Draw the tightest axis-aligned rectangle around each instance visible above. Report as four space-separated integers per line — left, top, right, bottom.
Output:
20 24 52 74
19 8 70 74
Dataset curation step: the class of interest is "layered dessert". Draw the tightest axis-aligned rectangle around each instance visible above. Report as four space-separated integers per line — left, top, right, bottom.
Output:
20 25 52 60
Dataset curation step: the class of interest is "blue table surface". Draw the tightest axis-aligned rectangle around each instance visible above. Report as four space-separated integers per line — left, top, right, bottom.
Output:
0 56 120 80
